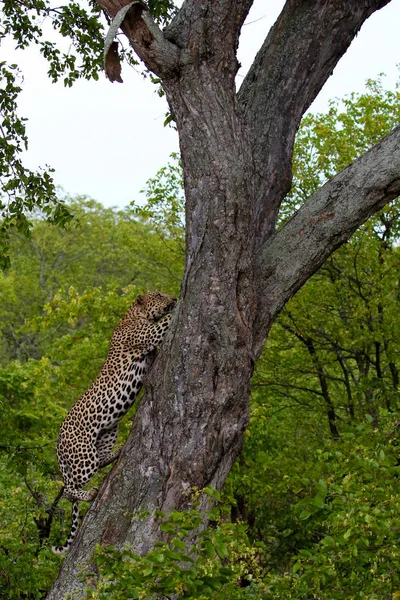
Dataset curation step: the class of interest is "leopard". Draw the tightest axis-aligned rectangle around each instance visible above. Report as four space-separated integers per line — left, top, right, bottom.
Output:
52 291 177 554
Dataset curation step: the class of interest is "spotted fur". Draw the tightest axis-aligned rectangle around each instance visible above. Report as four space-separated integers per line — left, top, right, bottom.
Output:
52 291 176 553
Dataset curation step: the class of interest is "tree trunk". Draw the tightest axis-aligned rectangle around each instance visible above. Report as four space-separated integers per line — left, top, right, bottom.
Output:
47 1 400 597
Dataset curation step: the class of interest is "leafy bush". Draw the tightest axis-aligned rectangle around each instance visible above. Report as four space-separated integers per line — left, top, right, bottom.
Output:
84 491 265 600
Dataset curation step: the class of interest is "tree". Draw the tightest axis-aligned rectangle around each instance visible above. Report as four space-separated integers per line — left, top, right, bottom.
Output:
3 1 398 597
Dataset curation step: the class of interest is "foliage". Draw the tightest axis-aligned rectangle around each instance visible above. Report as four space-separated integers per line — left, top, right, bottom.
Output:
0 195 182 363
281 76 400 222
131 152 185 255
0 0 107 267
259 414 400 599
0 61 73 269
84 490 264 600
0 0 179 267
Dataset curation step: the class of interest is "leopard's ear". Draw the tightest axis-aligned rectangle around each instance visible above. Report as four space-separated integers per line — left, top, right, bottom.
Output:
136 294 144 305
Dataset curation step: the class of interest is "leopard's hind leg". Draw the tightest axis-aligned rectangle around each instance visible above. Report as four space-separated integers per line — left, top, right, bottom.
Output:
97 425 121 469
52 443 99 553
63 438 100 501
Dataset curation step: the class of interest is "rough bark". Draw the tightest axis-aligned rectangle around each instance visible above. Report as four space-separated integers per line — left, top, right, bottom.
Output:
47 0 398 597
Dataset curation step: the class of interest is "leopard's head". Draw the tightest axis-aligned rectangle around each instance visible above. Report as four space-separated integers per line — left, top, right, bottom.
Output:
136 291 177 321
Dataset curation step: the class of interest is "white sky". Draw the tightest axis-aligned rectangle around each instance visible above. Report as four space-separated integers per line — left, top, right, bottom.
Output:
2 0 400 209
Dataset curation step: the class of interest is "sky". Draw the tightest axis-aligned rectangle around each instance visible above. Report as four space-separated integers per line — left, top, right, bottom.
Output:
2 0 400 209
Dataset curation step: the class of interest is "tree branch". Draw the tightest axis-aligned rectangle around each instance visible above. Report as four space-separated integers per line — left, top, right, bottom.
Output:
254 124 400 356
238 0 392 247
97 0 181 77
253 380 325 398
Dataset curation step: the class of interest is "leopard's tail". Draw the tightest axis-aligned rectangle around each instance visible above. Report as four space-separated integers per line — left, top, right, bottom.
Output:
52 500 79 554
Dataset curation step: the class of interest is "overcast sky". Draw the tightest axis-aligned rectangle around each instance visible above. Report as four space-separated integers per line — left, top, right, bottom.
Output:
3 0 400 209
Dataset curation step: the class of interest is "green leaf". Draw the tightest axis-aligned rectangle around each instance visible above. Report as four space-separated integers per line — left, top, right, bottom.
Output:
343 529 352 540
203 539 216 559
321 536 335 546
293 561 302 573
214 540 229 559
312 494 325 509
299 510 312 520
